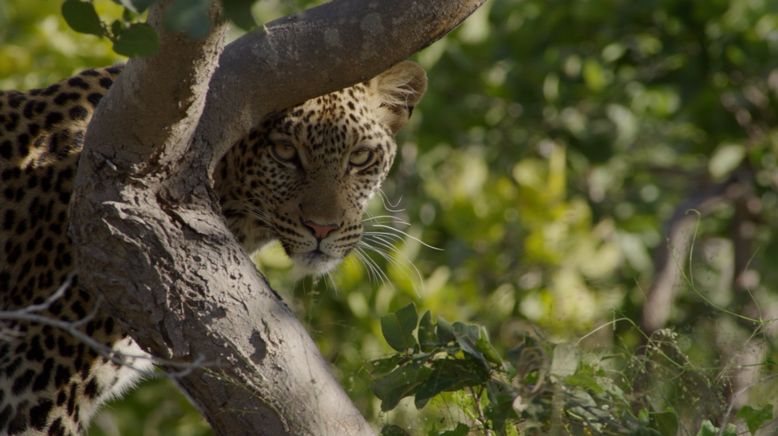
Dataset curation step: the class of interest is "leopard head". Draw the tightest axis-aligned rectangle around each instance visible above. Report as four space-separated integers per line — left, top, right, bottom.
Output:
217 61 427 274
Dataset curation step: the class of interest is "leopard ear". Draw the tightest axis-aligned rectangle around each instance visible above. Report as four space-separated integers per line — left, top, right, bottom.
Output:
369 61 428 133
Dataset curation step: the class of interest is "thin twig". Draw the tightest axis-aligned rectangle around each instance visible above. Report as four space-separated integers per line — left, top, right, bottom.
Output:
0 275 212 377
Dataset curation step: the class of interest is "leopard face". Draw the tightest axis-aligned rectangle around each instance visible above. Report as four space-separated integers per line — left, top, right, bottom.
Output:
0 61 425 435
217 61 427 274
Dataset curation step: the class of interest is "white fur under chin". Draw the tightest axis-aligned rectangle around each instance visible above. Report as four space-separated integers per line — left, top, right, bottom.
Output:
290 254 342 281
83 338 153 423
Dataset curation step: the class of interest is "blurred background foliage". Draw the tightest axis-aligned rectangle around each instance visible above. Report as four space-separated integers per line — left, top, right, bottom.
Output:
2 0 777 434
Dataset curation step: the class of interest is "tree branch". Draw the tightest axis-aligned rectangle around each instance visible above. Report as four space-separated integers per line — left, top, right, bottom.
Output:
70 0 485 434
84 0 228 170
199 0 487 171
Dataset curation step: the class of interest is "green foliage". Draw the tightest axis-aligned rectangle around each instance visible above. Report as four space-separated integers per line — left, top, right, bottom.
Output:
696 420 737 436
375 306 775 435
59 0 160 56
4 0 778 434
61 0 103 36
0 1 121 89
737 405 774 435
372 305 497 412
112 23 158 56
57 0 263 57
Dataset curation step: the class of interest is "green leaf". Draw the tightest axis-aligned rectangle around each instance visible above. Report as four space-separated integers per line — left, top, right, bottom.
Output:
476 326 502 364
371 364 432 411
113 23 159 57
650 410 678 436
370 355 405 374
737 404 773 434
414 359 488 409
439 423 470 436
550 343 579 378
485 380 520 431
164 0 212 39
380 309 417 352
62 0 104 36
563 364 604 395
110 20 124 38
380 424 410 436
396 303 419 337
452 322 489 368
222 0 257 31
437 317 455 344
696 420 736 436
418 311 438 352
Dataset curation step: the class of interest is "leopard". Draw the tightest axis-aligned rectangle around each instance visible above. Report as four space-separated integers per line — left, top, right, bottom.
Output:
0 60 427 435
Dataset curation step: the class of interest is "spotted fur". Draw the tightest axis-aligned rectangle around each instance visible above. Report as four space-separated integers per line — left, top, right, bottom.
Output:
0 62 426 435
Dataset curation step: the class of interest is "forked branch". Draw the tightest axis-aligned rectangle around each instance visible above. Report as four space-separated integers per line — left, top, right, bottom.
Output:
70 0 485 435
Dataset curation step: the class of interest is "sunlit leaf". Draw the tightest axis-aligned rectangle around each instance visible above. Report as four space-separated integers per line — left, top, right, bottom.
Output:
476 326 502 364
696 420 736 436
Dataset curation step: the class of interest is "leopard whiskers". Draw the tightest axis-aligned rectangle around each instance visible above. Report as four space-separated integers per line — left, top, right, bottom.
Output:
321 271 340 293
361 214 411 227
361 247 389 285
361 234 425 294
368 223 443 251
377 189 405 213
354 246 389 285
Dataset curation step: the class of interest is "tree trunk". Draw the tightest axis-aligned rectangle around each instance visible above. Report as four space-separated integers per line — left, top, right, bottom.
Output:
68 0 485 434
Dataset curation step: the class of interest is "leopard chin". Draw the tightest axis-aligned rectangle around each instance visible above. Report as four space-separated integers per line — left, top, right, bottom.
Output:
290 250 343 277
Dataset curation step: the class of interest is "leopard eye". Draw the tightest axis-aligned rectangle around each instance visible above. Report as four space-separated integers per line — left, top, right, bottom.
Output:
348 147 375 169
270 141 298 165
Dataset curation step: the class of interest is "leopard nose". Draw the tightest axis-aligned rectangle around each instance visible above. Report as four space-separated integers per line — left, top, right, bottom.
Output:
301 218 340 240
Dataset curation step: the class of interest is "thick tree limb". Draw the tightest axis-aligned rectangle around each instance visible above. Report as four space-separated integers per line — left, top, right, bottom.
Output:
70 0 485 434
200 0 487 172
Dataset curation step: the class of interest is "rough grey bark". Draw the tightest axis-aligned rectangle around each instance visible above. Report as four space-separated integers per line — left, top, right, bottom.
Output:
69 0 486 435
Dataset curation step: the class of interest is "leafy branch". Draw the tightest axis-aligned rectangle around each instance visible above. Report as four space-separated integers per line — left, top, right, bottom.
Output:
61 0 259 57
372 305 775 435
